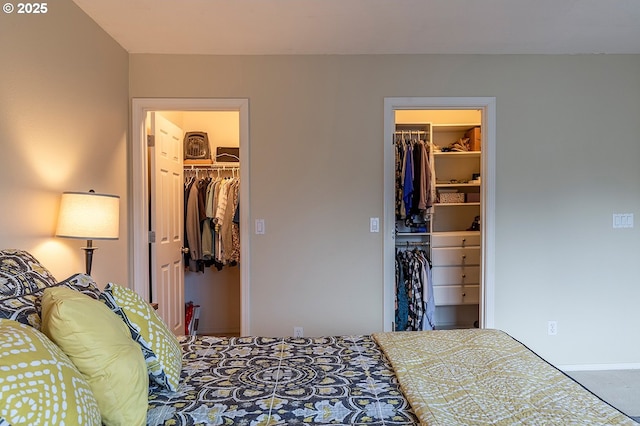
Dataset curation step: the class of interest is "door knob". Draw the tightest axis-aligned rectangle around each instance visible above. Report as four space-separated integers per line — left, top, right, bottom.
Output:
181 247 189 254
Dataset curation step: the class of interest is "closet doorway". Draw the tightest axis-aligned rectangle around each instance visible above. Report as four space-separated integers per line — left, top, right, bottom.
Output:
131 98 250 336
383 97 496 331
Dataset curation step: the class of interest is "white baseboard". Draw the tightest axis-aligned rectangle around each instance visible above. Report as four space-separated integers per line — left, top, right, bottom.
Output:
559 363 640 372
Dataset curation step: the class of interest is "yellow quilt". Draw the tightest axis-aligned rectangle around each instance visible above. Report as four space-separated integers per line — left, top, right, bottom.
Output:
373 329 636 425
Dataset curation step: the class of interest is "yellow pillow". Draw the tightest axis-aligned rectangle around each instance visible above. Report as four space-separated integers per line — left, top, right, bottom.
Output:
100 283 182 391
0 319 101 426
40 287 148 426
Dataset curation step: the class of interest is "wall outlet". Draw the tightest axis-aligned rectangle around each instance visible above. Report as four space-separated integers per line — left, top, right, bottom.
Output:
293 327 304 338
548 321 558 336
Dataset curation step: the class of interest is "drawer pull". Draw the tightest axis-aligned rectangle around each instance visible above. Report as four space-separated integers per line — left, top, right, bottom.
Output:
462 238 466 247
462 274 466 279
462 292 466 297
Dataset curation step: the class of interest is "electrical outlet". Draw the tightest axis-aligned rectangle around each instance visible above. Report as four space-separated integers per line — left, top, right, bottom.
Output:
548 321 558 336
293 327 304 338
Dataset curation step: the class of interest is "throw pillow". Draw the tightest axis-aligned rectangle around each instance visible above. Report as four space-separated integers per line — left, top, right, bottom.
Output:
0 249 58 298
41 286 148 426
0 273 101 330
0 319 101 426
100 282 182 391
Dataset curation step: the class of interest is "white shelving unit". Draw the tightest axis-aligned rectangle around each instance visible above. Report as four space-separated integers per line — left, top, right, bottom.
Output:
431 124 481 329
395 119 482 330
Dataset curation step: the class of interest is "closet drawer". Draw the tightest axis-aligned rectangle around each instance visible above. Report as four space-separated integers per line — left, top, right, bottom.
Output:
431 247 480 266
432 265 480 286
431 231 480 248
433 285 479 306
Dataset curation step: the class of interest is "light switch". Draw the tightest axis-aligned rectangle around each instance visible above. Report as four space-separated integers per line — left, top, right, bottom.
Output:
255 219 265 234
612 213 634 229
370 217 380 233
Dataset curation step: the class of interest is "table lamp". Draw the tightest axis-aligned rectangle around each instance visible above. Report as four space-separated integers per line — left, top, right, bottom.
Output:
55 190 120 275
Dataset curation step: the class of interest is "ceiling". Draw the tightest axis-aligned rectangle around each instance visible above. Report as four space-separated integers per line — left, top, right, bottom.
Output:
71 0 640 55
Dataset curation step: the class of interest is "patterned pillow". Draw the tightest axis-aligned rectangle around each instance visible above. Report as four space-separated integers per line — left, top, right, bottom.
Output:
0 273 101 329
0 292 42 328
0 319 101 426
41 286 148 426
100 283 182 391
0 249 58 298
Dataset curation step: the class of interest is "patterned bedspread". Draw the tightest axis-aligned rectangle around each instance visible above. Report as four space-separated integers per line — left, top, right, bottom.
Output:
374 329 636 426
147 335 418 425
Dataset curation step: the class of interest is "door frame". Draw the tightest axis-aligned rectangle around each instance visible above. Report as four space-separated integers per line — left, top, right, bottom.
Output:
131 98 250 336
383 97 496 331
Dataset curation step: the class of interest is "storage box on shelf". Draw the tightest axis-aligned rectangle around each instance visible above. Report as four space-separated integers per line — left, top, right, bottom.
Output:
438 192 465 204
465 127 481 151
466 193 480 203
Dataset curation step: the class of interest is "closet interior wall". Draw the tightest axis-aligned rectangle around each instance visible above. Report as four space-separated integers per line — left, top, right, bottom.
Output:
167 110 241 336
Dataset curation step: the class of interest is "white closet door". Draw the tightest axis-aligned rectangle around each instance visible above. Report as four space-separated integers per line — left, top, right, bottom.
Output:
150 112 185 336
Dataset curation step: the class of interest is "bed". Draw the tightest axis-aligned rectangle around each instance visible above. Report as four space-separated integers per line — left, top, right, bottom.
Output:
0 249 637 425
146 330 636 426
147 334 417 425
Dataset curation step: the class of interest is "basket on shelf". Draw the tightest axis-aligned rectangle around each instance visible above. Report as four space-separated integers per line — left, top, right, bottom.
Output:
438 192 465 203
184 131 211 161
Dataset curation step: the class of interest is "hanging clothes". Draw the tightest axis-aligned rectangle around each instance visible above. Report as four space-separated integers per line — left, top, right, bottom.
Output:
222 178 240 265
183 168 240 272
395 140 405 220
185 177 202 271
183 176 195 265
395 248 435 331
420 255 435 331
402 142 414 218
417 140 433 211
394 134 435 228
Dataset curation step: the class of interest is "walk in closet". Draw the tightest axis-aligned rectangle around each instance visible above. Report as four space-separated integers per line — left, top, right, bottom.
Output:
151 111 241 336
394 109 482 330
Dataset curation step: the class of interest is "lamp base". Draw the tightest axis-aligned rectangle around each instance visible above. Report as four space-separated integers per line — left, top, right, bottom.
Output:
81 240 97 275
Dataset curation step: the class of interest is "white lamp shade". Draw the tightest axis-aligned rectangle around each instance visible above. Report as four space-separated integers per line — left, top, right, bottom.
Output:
56 191 120 240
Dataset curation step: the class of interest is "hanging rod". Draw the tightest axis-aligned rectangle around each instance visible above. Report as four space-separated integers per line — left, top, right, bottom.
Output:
395 241 430 247
184 163 239 170
394 130 428 135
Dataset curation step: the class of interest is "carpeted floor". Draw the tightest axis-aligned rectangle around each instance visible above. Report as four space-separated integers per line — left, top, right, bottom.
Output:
568 369 640 421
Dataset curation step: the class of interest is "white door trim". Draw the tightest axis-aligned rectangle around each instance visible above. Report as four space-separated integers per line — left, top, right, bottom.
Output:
383 97 496 331
131 98 251 336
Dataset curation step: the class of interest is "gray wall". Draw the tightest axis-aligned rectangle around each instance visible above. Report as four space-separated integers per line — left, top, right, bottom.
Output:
2 0 639 368
130 54 640 367
0 0 129 286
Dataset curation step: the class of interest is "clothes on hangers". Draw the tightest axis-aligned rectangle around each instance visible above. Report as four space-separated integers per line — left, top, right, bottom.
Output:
394 134 435 224
395 248 435 331
184 168 240 272
185 177 202 268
